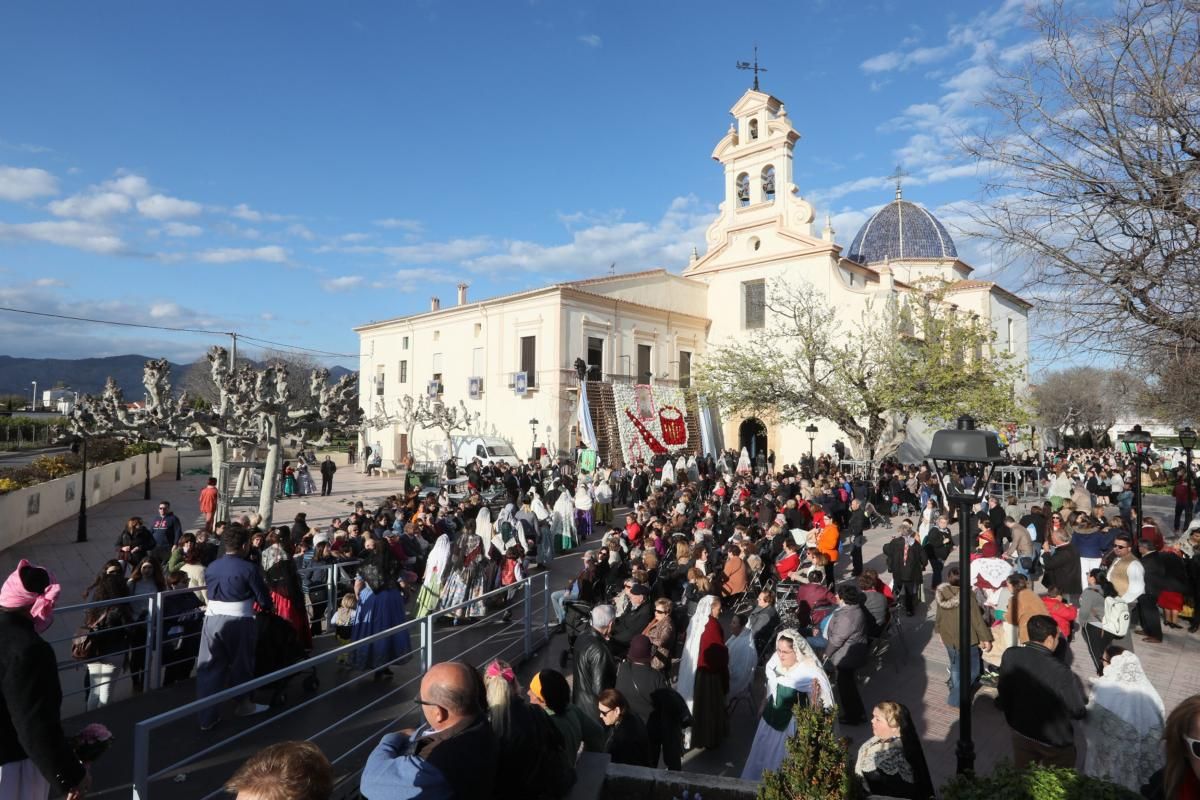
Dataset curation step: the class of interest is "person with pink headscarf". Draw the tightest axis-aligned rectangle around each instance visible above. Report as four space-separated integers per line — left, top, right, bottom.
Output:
0 559 89 800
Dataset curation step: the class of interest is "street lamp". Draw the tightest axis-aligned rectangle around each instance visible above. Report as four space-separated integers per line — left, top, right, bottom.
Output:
529 417 539 461
30 381 37 411
1179 426 1196 527
1119 424 1153 532
72 436 88 543
176 441 183 481
805 424 818 464
926 415 1005 775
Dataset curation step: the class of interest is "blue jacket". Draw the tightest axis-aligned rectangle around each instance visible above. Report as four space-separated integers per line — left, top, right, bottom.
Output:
361 716 498 800
151 513 183 550
204 553 273 611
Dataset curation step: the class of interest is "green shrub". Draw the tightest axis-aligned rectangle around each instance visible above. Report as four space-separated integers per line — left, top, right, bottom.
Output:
757 702 863 800
941 762 1140 800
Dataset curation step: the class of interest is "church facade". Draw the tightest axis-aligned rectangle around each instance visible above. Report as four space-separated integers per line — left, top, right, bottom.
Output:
355 87 1030 468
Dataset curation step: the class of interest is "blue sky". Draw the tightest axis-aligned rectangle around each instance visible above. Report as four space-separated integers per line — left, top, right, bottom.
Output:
0 0 1042 368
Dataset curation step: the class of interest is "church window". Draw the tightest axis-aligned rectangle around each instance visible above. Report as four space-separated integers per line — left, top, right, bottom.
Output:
402 336 409 350
474 323 482 337
743 280 766 330
375 366 385 396
736 173 750 207
1007 318 1014 353
521 335 537 388
637 344 652 383
399 360 408 384
679 350 692 389
762 166 775 202
432 353 444 393
748 119 759 140
587 336 604 380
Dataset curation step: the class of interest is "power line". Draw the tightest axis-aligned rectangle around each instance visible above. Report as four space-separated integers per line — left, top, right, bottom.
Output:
0 305 359 360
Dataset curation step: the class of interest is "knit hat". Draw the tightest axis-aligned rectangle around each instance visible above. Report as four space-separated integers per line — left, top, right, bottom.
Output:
532 669 570 713
627 634 653 664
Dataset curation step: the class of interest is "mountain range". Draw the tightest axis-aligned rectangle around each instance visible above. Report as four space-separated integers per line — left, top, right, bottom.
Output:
0 355 356 397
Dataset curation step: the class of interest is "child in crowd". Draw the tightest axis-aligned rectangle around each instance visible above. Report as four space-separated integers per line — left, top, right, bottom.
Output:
331 593 358 668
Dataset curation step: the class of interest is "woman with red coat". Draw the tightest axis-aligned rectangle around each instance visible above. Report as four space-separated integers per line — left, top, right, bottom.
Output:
775 539 802 581
677 595 729 750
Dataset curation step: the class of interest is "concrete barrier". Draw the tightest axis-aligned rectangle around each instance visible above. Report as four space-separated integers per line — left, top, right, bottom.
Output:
0 448 173 551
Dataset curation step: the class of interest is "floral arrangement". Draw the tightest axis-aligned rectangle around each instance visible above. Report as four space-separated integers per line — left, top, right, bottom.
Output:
71 723 114 763
612 383 691 464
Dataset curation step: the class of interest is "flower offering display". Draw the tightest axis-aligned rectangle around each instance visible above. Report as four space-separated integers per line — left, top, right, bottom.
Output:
612 383 690 463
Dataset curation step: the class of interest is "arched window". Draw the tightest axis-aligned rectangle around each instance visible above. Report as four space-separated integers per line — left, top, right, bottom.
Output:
761 165 776 202
736 173 750 207
748 119 759 140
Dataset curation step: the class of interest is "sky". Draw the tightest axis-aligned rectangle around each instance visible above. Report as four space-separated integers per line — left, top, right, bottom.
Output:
0 0 1052 369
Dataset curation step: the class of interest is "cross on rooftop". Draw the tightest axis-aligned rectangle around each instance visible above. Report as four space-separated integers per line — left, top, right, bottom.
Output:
890 164 909 199
736 46 767 91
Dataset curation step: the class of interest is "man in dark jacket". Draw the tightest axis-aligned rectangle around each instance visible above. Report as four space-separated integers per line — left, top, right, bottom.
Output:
361 660 498 800
923 514 954 588
150 500 184 562
320 456 337 496
572 604 617 724
845 500 868 577
996 614 1086 768
883 526 928 616
614 635 687 770
609 585 653 660
1040 528 1082 603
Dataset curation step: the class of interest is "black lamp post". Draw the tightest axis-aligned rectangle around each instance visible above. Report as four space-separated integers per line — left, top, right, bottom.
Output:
1119 424 1153 531
143 446 152 501
1179 426 1196 527
176 443 183 481
529 417 539 461
926 415 1005 775
805 424 818 464
73 436 88 543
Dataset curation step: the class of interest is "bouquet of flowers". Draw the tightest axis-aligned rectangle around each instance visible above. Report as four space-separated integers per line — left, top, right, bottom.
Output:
71 723 113 763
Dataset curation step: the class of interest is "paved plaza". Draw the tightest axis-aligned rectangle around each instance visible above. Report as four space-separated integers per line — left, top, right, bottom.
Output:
2 461 1197 793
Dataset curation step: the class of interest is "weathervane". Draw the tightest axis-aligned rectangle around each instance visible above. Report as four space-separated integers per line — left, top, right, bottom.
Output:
736 46 767 91
889 164 909 200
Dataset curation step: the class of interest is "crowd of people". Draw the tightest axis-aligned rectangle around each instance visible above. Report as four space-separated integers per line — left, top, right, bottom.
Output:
4 442 1200 800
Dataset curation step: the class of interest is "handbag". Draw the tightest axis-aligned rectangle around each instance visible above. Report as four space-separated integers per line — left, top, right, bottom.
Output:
71 609 111 661
1101 597 1130 637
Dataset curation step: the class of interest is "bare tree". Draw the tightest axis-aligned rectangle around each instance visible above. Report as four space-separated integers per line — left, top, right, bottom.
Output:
1031 366 1131 445
967 0 1200 358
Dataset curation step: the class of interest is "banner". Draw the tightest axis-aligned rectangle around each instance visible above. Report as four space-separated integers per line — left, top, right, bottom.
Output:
577 379 598 451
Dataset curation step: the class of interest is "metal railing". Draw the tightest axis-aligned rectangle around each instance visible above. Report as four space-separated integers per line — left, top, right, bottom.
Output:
52 560 362 715
129 570 551 800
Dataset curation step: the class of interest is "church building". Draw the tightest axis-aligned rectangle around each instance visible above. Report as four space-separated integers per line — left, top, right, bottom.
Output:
354 85 1030 469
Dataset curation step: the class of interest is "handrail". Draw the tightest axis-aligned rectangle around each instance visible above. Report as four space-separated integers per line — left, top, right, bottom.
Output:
130 569 551 800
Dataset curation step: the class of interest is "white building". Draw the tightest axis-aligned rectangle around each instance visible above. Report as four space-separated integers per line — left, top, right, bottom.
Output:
355 86 1030 468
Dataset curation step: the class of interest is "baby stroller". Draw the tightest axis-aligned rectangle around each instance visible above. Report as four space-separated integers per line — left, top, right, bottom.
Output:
558 599 594 669
255 612 319 707
864 502 890 529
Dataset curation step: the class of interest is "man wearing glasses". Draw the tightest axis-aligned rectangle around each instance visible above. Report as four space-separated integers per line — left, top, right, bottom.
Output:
150 500 183 563
361 661 497 800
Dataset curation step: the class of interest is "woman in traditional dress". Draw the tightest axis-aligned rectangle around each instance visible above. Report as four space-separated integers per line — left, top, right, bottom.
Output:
741 628 833 781
661 459 676 485
854 701 935 800
552 492 577 554
414 533 451 618
350 534 411 676
736 448 752 476
1083 650 1165 792
574 481 593 544
0 560 88 800
676 595 729 750
532 492 554 569
281 461 297 498
260 527 313 650
440 521 492 620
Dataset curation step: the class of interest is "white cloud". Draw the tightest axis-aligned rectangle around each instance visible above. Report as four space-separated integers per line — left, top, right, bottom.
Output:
33 277 66 287
322 275 364 292
195 246 288 264
162 221 203 237
229 202 288 222
0 166 59 201
287 223 316 241
578 34 602 48
335 238 493 263
47 191 131 219
339 232 371 243
105 174 152 198
371 268 461 291
260 312 275 321
0 219 126 254
137 193 202 220
148 302 180 318
373 217 423 233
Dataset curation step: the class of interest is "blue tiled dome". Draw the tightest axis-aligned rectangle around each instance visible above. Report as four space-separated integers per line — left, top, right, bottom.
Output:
846 197 957 265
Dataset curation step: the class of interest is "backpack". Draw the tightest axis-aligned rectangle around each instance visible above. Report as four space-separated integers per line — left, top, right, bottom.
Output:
1100 597 1130 637
71 608 113 661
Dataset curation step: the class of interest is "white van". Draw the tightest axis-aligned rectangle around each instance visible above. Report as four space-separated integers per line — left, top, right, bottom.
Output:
454 435 521 467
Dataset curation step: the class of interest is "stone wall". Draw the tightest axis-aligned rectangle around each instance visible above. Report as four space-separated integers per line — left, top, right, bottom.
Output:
0 448 172 551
